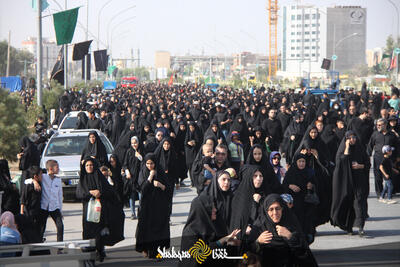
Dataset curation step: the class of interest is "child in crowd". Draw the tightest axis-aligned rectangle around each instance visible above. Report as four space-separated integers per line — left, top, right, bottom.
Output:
379 145 399 204
20 166 43 242
228 131 244 173
226 168 240 192
202 144 216 187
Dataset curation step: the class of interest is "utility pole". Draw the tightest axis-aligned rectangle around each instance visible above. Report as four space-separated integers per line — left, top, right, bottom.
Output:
37 0 43 106
6 31 11 77
64 0 68 91
84 0 89 85
137 49 140 68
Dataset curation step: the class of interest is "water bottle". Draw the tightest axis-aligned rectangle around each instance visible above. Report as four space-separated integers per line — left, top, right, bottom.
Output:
93 199 101 223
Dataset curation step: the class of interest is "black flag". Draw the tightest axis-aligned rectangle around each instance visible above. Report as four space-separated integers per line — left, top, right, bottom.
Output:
50 46 64 85
94 49 108 71
72 40 92 61
82 54 91 80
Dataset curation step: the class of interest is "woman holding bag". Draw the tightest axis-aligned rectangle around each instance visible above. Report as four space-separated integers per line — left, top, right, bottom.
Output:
76 158 124 262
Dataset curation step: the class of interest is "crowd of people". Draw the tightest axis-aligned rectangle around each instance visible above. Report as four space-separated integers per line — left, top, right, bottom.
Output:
0 81 400 266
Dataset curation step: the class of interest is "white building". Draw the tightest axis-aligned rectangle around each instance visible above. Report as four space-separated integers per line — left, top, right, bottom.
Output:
280 5 327 78
22 37 60 77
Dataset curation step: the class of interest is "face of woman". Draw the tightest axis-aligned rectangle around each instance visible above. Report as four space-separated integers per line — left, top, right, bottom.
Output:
129 124 135 131
253 148 263 162
131 139 139 149
272 154 281 165
267 201 283 224
146 159 155 170
89 134 96 144
218 173 231 191
110 157 117 167
316 123 324 133
309 129 318 139
255 131 262 138
253 170 263 188
179 124 186 131
212 125 218 132
296 158 306 169
189 125 195 132
163 141 171 151
85 161 94 174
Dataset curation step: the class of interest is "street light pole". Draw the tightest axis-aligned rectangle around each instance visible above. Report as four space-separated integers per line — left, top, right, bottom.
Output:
333 31 358 71
98 0 113 50
64 0 68 90
37 0 43 106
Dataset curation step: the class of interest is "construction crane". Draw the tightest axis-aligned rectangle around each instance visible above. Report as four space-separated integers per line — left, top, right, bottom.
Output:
267 0 278 80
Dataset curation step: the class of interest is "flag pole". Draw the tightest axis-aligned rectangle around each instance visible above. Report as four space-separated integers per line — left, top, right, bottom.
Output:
37 0 43 106
64 0 68 91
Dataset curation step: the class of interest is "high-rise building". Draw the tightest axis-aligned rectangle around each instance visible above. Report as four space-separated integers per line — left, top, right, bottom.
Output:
280 5 366 78
21 37 60 76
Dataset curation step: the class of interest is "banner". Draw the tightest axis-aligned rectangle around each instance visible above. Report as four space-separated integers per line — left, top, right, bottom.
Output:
53 7 79 45
389 51 397 71
73 40 92 61
94 50 108 71
50 46 64 85
168 73 174 86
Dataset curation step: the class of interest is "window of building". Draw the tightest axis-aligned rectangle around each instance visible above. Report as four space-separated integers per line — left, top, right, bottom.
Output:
312 13 320 19
297 32 301 35
297 15 301 20
291 32 295 35
291 47 295 50
305 31 310 35
312 23 316 27
291 54 295 57
291 6 295 10
305 14 310 20
291 24 295 28
312 31 318 35
297 39 301 42
312 39 316 42
296 54 300 57
304 54 309 57
291 39 295 43
291 15 295 20
312 53 316 57
312 46 316 49
304 39 310 42
304 24 309 27
305 46 310 49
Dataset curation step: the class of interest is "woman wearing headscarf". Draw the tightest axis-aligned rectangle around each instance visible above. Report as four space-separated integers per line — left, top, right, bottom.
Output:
204 119 226 145
17 136 41 187
154 137 179 216
230 166 271 247
185 121 203 186
282 154 316 243
113 121 138 165
76 158 124 262
81 131 108 167
136 153 171 259
0 211 21 245
228 114 250 147
282 114 306 167
108 155 124 205
174 121 188 185
246 145 283 194
123 136 143 219
331 131 370 236
179 170 241 267
0 159 20 215
247 194 318 267
270 151 286 185
75 111 88 129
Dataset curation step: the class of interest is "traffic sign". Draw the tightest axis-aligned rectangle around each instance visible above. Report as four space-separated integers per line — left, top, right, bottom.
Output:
332 55 338 61
394 48 400 54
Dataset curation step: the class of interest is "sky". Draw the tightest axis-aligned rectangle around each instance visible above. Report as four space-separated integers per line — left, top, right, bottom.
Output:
0 0 399 67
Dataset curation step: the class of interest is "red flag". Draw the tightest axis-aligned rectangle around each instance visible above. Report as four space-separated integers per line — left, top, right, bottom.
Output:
389 51 397 70
168 73 174 86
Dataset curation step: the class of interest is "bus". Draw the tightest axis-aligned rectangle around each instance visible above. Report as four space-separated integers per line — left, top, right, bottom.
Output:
121 76 139 88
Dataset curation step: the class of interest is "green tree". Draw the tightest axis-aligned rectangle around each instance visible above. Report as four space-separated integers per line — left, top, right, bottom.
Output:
0 88 28 161
0 40 34 77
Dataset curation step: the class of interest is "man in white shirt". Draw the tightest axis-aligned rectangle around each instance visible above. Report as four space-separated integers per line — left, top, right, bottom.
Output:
39 160 64 241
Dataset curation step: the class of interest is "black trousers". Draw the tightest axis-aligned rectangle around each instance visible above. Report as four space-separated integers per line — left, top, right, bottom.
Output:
40 209 64 241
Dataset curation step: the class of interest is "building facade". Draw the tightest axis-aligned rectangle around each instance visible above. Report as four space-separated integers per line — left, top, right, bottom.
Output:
280 5 366 78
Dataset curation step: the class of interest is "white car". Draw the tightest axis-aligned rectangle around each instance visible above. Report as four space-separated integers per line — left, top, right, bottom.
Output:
57 111 99 130
40 129 113 200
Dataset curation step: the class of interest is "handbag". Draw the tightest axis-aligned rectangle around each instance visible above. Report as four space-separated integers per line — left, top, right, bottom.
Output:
304 190 320 205
87 197 101 223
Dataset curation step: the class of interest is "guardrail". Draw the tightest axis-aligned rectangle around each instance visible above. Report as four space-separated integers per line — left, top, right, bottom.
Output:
0 239 96 267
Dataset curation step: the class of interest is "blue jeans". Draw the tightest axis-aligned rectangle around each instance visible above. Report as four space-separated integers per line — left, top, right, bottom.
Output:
129 191 140 216
222 129 228 139
381 179 393 200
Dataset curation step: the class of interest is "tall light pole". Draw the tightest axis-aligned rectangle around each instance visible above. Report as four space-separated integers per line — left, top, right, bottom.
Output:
386 0 399 84
332 30 358 71
106 5 136 50
37 0 43 106
64 0 68 90
97 0 114 50
109 16 136 54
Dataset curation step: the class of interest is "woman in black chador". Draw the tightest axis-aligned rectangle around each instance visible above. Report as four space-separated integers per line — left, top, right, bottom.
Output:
76 158 124 262
135 153 171 258
18 136 40 188
331 131 370 236
247 194 318 267
81 131 108 167
179 171 241 267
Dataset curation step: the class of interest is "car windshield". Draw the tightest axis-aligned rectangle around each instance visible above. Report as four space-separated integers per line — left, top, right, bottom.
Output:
45 135 113 156
60 117 78 129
